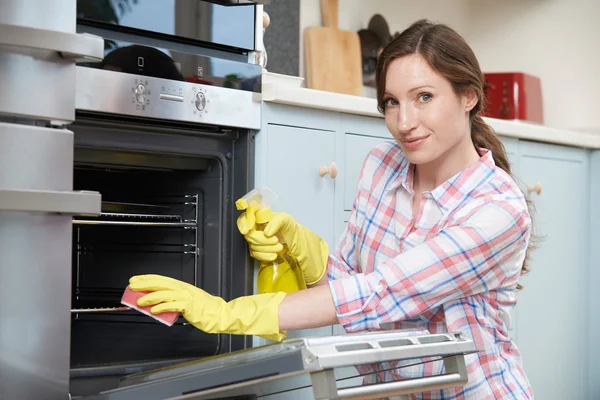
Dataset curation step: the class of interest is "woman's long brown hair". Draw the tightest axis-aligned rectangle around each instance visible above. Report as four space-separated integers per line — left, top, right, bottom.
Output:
375 19 538 289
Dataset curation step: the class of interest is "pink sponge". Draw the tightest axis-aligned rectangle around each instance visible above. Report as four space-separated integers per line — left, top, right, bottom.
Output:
121 286 180 326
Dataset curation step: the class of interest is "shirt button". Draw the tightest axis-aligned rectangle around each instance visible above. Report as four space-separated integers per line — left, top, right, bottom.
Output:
375 284 383 293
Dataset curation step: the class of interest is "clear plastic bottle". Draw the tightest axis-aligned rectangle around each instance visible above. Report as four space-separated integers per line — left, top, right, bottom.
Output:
253 207 306 294
236 188 307 294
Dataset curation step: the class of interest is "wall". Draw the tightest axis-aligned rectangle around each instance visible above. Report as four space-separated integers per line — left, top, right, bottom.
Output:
299 0 471 79
298 0 600 132
465 0 600 132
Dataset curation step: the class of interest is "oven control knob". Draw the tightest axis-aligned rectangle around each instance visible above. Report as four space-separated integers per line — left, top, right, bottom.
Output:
135 84 146 104
195 92 206 111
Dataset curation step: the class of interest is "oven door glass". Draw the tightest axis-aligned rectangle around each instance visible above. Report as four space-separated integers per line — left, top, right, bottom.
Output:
76 0 256 51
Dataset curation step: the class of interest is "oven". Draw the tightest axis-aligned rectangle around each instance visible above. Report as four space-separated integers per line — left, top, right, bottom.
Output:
67 0 264 396
67 117 256 397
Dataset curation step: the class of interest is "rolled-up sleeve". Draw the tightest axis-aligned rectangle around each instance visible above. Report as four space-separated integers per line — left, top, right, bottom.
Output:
329 201 531 332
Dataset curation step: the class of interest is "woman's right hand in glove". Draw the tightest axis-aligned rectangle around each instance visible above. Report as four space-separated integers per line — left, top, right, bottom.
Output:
237 209 329 286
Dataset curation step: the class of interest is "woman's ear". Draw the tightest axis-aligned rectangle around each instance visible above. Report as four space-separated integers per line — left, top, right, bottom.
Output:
462 88 478 112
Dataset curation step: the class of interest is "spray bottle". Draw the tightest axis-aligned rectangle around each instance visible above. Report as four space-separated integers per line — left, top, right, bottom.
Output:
235 187 307 294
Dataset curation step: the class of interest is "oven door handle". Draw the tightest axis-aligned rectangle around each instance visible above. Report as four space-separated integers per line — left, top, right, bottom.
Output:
0 189 101 216
0 24 104 63
310 353 469 399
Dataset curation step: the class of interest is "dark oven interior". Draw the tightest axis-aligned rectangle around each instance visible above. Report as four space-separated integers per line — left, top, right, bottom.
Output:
68 114 254 395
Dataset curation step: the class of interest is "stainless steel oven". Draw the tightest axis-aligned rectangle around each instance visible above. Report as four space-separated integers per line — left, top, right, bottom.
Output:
68 2 264 396
0 1 265 399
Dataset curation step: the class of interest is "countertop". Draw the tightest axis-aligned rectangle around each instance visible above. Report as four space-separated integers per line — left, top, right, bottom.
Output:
262 83 600 150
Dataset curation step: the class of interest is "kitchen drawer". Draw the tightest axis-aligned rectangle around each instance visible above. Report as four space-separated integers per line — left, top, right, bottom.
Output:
344 134 392 211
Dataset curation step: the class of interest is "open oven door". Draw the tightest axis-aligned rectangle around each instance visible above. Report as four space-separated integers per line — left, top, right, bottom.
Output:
77 330 478 400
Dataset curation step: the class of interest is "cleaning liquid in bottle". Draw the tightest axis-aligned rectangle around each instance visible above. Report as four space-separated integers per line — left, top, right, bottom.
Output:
236 188 307 294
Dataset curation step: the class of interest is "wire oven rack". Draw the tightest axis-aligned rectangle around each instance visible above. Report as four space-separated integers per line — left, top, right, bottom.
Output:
73 195 199 228
71 194 199 316
78 330 478 400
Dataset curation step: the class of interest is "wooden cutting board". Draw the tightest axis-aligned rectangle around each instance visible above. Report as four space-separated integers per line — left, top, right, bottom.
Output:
304 0 363 96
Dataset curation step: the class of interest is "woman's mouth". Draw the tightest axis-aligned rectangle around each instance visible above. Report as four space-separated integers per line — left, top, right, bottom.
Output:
401 135 430 151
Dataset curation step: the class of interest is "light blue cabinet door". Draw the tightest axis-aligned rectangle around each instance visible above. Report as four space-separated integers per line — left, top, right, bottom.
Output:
589 150 600 398
501 136 519 173
251 123 338 400
500 137 520 340
343 134 393 211
263 124 336 340
263 124 336 256
515 141 588 400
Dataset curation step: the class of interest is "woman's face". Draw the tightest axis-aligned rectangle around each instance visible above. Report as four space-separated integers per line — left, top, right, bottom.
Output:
382 53 477 165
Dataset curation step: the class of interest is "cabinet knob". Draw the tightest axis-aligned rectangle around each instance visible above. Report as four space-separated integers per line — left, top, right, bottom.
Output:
527 183 542 195
319 162 338 179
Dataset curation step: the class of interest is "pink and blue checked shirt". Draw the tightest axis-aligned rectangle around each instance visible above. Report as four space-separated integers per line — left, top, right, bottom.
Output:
327 141 533 399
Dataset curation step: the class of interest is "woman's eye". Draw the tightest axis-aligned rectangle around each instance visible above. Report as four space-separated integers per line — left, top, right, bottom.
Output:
383 98 398 107
418 93 432 103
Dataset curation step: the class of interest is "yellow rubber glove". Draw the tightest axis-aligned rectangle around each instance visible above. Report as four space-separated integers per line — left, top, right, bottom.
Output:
237 210 329 286
129 274 287 342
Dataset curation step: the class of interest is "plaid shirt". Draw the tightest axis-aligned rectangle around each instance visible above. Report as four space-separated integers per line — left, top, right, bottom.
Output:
327 141 533 399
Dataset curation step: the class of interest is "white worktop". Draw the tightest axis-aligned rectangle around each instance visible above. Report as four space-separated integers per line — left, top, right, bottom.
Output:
262 83 600 150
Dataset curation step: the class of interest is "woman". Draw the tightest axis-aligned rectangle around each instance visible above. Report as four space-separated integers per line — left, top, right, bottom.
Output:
129 19 534 399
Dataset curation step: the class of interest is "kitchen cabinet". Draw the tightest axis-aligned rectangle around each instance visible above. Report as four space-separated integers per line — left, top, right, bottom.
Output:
259 124 336 256
255 102 596 399
589 150 600 399
511 141 589 400
501 137 520 341
252 104 339 352
500 139 593 399
339 114 393 211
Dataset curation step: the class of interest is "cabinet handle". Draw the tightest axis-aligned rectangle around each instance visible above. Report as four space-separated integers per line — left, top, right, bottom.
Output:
527 183 542 195
319 162 338 179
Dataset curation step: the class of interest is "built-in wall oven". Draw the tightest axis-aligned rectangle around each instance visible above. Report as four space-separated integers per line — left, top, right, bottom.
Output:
68 1 264 396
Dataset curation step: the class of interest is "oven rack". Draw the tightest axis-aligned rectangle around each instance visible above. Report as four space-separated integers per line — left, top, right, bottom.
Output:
76 242 198 255
71 305 189 326
73 195 199 229
70 305 189 327
71 287 179 317
73 214 197 228
71 306 130 313
73 194 201 292
72 287 129 315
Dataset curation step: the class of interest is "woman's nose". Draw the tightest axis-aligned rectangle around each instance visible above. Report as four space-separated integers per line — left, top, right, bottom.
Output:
397 105 419 134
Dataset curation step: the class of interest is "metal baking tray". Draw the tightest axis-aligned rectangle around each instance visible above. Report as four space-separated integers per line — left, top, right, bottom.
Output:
79 329 477 400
